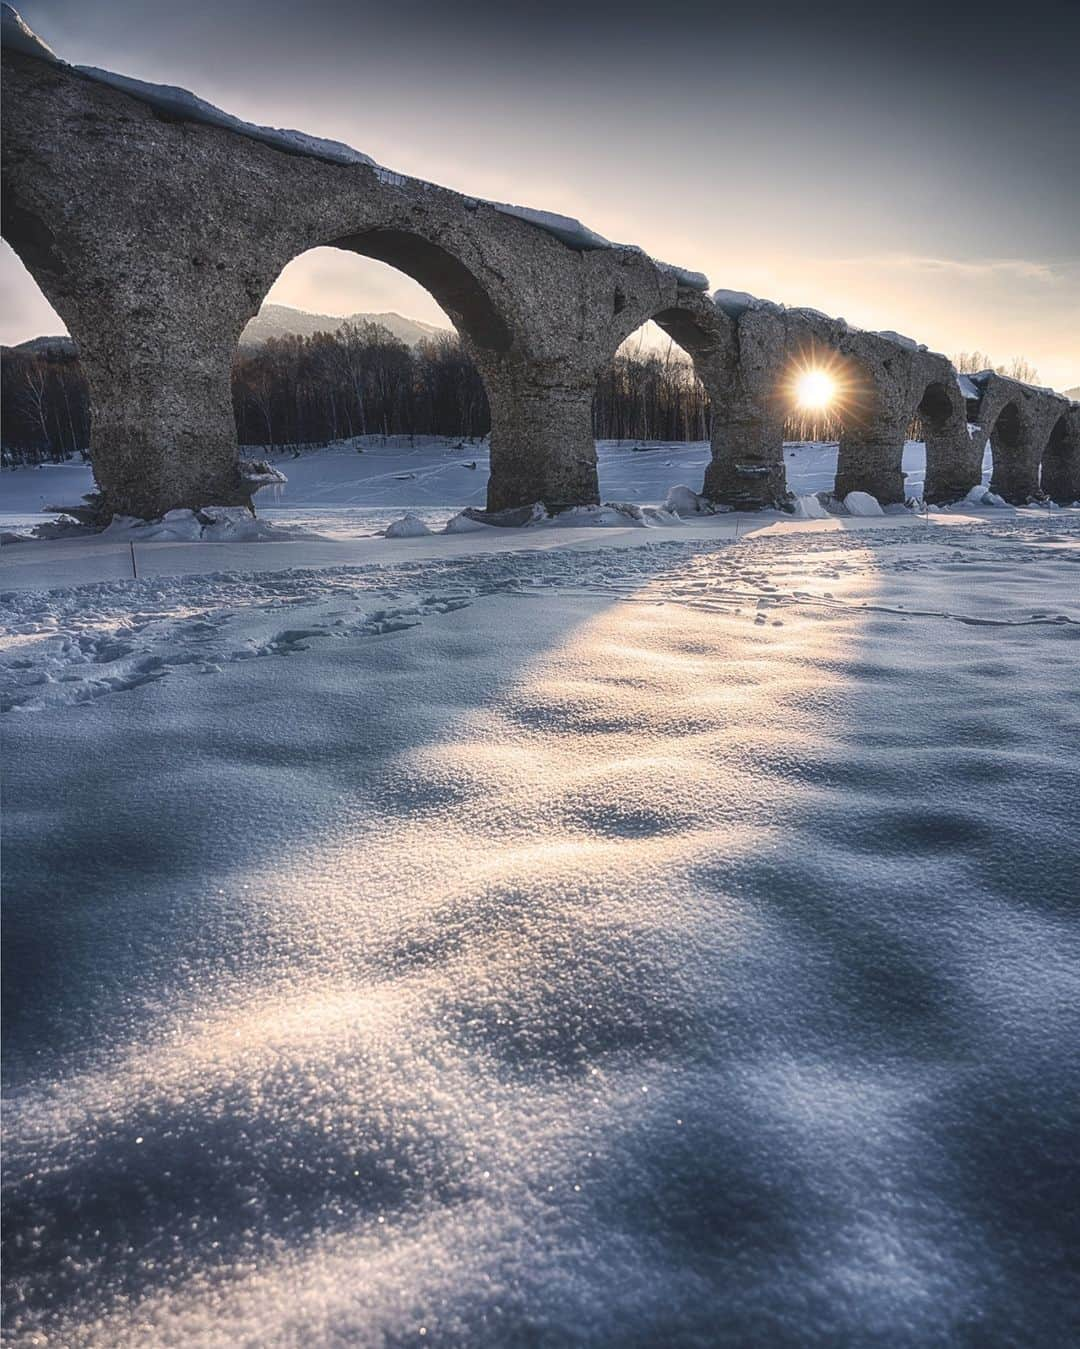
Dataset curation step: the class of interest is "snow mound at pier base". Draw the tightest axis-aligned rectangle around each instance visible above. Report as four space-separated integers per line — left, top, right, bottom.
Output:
385 514 435 538
103 507 320 543
843 491 885 517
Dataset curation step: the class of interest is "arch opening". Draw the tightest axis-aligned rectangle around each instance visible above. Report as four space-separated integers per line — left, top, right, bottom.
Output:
1042 413 1079 503
779 342 876 444
916 381 954 434
229 246 496 521
651 308 720 360
591 313 711 499
985 400 1021 496
0 240 90 469
331 230 512 355
991 401 1021 453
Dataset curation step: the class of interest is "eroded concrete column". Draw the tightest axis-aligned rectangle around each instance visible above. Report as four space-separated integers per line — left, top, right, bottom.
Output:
80 333 248 520
923 431 981 504
835 421 907 505
702 403 787 507
989 417 1043 504
920 380 979 504
482 367 599 513
699 303 788 509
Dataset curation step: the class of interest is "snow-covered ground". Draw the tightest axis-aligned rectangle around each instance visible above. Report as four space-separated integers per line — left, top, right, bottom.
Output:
3 446 1080 1346
0 436 1004 541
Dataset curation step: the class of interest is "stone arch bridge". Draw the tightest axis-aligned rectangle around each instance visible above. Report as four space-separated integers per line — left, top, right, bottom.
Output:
3 9 1077 520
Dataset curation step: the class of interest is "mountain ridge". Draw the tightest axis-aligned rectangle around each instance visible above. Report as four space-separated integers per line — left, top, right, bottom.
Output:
239 304 449 348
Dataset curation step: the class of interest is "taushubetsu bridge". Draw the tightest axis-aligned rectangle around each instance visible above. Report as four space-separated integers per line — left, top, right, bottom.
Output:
3 7 1078 521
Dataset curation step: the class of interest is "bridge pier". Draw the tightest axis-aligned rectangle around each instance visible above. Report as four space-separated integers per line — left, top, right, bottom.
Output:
6 29 1072 527
919 379 978 504
923 431 981 504
989 417 1044 503
694 302 788 510
483 370 599 513
702 406 787 508
835 421 907 505
79 337 247 520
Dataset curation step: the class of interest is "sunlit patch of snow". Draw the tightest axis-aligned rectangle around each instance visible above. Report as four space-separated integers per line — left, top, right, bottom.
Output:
3 517 1078 1344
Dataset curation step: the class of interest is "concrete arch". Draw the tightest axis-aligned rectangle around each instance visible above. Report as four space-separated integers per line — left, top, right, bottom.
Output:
588 287 741 499
235 232 521 503
1041 409 1080 504
699 304 932 507
1 34 707 519
966 373 1068 504
988 400 1024 499
3 12 1070 523
829 334 936 506
328 231 512 355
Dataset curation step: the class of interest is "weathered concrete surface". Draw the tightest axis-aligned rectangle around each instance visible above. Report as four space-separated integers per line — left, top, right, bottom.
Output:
2 14 1074 520
1041 403 1080 504
699 300 972 507
961 373 1073 504
1 45 700 518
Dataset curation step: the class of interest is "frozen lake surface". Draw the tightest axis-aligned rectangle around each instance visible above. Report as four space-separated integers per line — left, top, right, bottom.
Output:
2 466 1079 1345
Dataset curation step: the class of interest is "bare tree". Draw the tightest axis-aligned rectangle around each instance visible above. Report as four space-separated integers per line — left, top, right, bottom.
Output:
952 351 1040 384
18 358 52 453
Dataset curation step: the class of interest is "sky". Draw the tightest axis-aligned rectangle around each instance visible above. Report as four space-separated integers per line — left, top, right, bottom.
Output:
3 0 1078 390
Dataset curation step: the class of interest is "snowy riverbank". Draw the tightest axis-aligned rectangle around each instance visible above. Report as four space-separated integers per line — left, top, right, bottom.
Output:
0 435 1017 541
3 509 1079 1344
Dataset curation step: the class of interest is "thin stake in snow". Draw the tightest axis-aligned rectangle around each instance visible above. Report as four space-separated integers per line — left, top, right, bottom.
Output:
129 540 138 580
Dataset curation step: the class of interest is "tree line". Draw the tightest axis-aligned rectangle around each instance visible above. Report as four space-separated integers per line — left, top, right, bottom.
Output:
1 343 91 464
0 323 773 463
229 323 723 450
2 321 1042 466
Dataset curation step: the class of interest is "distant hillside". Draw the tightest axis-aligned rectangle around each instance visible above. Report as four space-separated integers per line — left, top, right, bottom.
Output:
239 305 448 348
10 335 78 357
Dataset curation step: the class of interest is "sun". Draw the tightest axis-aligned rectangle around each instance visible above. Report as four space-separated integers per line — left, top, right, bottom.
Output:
795 368 836 411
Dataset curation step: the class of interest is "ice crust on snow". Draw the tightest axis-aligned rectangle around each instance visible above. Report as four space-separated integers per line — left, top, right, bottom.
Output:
665 266 710 291
101 506 319 543
552 502 684 528
712 289 771 318
485 205 708 281
663 484 715 516
72 66 378 167
964 485 1008 508
873 329 927 351
487 203 615 251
